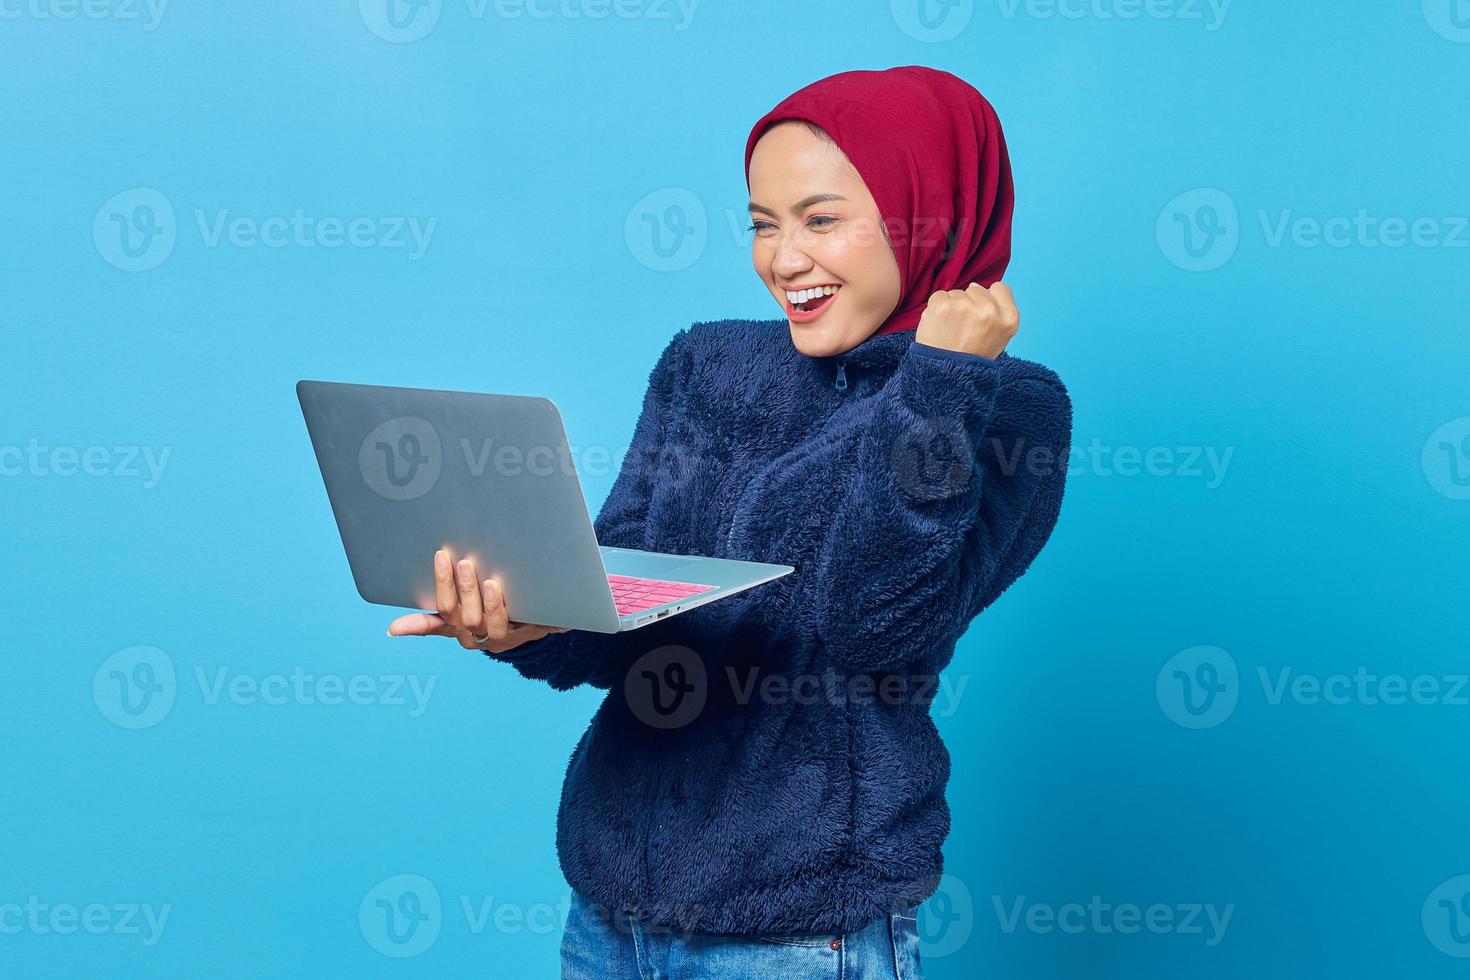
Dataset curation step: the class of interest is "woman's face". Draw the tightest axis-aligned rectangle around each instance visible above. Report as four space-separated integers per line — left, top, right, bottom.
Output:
747 121 902 358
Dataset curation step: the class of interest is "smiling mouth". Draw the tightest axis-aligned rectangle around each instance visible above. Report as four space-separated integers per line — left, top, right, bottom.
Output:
797 292 835 314
785 285 841 319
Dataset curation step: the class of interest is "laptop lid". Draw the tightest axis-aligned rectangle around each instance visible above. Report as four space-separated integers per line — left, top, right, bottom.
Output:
296 380 623 633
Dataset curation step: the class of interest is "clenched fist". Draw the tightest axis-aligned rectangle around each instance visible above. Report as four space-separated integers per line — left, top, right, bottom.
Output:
915 281 1019 360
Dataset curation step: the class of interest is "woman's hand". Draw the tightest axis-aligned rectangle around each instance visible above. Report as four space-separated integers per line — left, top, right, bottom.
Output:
386 549 570 654
914 281 1019 360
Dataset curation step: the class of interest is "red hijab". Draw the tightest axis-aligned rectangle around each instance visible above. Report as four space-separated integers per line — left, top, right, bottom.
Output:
744 66 1014 335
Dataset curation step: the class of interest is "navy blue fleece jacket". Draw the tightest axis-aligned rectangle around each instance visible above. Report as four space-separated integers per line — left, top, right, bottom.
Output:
487 318 1071 936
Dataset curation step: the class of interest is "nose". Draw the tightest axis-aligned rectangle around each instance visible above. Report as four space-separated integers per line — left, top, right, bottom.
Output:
772 238 814 279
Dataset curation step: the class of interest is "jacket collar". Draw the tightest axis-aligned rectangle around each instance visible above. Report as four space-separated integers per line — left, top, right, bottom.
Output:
813 325 1013 372
773 321 916 374
829 327 917 371
771 319 1008 388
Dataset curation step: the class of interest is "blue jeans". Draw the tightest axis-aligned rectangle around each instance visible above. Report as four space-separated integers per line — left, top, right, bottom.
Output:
560 890 923 979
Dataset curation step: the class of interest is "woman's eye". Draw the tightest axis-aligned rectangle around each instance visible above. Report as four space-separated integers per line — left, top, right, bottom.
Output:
748 221 774 233
807 215 838 229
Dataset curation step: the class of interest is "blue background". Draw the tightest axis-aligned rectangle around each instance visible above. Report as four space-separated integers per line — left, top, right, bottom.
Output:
3 1 1469 976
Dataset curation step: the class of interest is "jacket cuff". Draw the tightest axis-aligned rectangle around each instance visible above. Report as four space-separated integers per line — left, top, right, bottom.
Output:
895 340 1002 433
481 631 559 668
908 341 997 367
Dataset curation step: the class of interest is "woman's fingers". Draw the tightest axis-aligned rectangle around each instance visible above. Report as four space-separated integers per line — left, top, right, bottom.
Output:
964 280 997 302
433 549 459 621
479 579 512 643
387 612 456 637
986 281 1020 330
389 611 570 651
455 559 486 634
391 550 574 650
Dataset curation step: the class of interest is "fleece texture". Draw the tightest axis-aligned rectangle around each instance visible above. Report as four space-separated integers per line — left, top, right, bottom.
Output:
487 318 1072 937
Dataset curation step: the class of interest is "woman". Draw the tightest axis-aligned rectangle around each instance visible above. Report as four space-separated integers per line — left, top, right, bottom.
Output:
388 65 1072 978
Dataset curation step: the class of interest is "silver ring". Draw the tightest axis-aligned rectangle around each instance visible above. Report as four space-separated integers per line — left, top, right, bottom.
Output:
471 631 491 644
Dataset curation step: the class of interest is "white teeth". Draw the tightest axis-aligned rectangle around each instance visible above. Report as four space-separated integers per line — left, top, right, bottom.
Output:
786 286 839 306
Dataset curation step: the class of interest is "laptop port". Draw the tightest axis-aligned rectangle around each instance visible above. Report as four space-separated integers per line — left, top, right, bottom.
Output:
657 609 671 618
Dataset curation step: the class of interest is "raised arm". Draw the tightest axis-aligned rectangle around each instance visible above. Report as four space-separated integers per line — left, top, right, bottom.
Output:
781 283 1074 674
793 341 1072 674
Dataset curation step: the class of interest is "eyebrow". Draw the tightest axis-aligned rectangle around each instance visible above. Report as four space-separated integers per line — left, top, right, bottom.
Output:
747 193 848 217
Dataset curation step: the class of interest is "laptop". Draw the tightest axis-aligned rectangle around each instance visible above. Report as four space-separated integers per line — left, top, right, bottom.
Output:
296 379 794 634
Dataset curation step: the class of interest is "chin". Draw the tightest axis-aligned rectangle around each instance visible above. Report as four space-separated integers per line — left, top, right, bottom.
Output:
787 325 841 358
787 320 870 359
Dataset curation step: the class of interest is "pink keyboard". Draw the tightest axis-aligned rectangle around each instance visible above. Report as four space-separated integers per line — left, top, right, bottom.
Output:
608 574 716 616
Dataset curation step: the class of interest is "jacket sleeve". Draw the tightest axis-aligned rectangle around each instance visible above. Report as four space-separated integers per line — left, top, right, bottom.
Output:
479 328 692 691
800 341 1072 674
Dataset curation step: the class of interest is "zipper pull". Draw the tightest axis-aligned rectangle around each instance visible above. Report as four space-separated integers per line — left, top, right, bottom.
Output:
834 358 848 392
